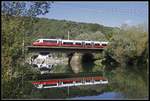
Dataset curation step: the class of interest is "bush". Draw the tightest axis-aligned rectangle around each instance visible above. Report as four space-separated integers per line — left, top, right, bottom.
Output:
106 24 148 67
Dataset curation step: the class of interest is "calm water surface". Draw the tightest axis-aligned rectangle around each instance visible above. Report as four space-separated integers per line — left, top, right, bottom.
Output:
27 62 148 100
70 92 124 100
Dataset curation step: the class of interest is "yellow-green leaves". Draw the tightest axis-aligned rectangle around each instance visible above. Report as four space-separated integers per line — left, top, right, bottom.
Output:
106 24 148 66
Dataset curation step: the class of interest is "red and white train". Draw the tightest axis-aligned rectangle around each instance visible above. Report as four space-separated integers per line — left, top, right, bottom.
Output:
32 76 108 89
32 39 109 48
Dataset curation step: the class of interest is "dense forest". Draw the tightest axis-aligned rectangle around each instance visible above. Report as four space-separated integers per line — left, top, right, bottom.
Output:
25 17 116 45
2 1 148 99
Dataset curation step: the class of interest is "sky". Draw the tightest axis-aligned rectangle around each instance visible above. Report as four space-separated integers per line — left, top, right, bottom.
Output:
38 1 148 27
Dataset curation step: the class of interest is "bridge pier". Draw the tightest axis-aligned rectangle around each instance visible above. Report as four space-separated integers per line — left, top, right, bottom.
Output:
69 52 83 74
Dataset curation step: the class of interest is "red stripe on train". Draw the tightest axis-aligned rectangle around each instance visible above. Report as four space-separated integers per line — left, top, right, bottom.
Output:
32 77 107 85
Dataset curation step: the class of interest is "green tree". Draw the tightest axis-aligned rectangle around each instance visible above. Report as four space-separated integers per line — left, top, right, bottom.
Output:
111 67 148 99
106 24 148 67
75 31 108 41
2 1 52 98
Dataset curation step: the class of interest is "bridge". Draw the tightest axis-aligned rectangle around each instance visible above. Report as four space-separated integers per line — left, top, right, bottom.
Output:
27 46 104 53
26 46 106 74
26 46 108 89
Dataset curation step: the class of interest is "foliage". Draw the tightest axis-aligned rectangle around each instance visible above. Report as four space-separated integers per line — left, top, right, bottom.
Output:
93 60 104 72
2 1 148 99
75 31 108 41
2 1 52 17
110 67 148 99
30 18 114 41
105 24 148 67
2 1 52 98
2 64 37 99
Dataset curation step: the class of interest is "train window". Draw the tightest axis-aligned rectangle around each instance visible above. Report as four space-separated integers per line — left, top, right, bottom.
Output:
95 43 100 46
43 40 57 43
102 44 107 46
76 81 82 83
85 43 91 45
63 82 72 84
102 80 107 81
43 40 48 42
86 80 91 82
43 84 57 87
63 42 73 45
75 43 82 45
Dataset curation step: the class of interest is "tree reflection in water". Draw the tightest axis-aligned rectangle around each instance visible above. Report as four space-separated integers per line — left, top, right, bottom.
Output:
108 65 148 99
5 62 147 99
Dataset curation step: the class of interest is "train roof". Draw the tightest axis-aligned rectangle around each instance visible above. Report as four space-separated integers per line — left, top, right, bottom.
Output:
38 39 60 40
36 39 109 43
101 41 109 44
62 39 83 42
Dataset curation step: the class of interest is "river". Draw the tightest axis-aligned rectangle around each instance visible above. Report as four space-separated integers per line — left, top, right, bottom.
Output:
23 62 148 100
70 92 124 100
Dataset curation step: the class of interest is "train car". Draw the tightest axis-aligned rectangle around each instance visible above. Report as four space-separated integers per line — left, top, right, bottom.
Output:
32 76 108 89
93 41 102 48
61 40 74 47
73 40 83 47
84 41 93 48
32 39 61 46
32 39 109 48
101 42 109 48
61 40 83 47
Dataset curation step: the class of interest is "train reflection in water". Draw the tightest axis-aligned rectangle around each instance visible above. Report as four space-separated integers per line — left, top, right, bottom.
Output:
32 76 108 89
